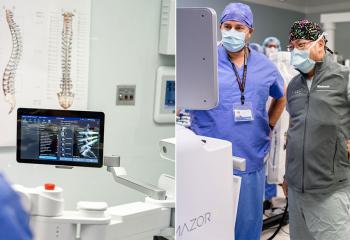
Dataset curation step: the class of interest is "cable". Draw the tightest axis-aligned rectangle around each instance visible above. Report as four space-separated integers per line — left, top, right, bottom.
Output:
266 198 288 240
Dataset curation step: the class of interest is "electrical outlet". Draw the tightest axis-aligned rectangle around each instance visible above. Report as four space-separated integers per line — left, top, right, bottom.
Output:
116 85 136 106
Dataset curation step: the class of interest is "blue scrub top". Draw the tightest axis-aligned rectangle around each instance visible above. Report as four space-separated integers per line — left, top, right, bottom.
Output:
190 45 284 173
0 174 32 240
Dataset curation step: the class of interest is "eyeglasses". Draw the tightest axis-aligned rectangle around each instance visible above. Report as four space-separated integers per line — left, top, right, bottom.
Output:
287 32 327 52
287 40 314 52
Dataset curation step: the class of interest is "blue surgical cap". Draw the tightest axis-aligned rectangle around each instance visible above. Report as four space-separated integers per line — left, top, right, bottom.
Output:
262 37 281 51
220 3 254 29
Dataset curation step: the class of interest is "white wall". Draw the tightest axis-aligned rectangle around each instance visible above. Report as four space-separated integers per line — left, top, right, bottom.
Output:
0 0 175 210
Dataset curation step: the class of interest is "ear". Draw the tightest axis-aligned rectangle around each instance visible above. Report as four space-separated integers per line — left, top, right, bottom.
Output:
317 39 326 53
318 38 325 47
246 28 254 41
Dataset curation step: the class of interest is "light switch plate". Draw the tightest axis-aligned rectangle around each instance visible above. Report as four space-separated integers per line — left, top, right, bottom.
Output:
116 85 136 106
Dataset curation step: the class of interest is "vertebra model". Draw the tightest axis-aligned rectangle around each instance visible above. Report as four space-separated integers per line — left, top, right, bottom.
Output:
2 9 22 114
58 12 74 109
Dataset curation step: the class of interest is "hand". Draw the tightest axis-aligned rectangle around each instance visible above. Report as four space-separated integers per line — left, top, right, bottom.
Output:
176 109 181 116
282 178 288 197
269 124 274 139
269 131 273 140
347 139 350 160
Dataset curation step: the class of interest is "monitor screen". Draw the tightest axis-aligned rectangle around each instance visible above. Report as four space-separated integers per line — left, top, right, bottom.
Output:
164 80 175 108
17 108 104 168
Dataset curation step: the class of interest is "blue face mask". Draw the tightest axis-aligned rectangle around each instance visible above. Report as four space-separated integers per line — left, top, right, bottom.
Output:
221 29 246 53
290 48 316 74
290 34 324 73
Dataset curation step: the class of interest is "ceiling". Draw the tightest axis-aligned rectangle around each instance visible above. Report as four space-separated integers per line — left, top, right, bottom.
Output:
242 0 350 14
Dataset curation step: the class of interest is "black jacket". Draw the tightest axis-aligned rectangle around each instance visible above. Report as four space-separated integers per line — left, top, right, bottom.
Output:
286 54 350 193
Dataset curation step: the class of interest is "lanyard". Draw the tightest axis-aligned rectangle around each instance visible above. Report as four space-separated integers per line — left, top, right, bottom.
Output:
228 49 248 105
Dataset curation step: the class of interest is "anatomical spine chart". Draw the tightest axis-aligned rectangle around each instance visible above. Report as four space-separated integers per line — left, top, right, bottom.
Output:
58 12 74 109
0 0 91 147
2 9 22 114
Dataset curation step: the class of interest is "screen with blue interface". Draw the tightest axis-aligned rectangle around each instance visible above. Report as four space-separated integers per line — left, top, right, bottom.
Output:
165 80 175 108
17 108 104 167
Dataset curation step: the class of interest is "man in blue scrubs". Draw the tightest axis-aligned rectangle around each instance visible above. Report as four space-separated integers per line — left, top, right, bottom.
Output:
190 3 286 239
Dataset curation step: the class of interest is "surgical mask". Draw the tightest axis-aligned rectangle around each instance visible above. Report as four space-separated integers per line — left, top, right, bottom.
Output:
265 47 278 56
290 33 324 73
221 29 246 53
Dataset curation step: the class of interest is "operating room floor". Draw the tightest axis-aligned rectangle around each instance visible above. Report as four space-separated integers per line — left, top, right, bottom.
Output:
261 185 290 240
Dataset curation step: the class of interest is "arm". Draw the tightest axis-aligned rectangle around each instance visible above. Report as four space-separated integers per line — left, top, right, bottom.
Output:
347 70 350 100
346 72 349 159
0 175 32 240
268 84 287 128
282 118 291 197
176 109 181 116
268 68 287 128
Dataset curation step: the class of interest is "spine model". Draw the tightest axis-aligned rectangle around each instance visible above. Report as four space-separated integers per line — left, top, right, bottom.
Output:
58 12 74 109
2 9 22 114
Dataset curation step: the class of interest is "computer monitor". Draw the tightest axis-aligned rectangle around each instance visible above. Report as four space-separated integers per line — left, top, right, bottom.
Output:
17 108 104 168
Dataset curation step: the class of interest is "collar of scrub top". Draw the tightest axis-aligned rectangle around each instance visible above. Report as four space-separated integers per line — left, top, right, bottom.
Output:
227 46 249 105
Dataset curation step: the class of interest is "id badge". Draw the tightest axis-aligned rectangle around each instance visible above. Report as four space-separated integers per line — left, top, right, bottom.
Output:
233 102 254 122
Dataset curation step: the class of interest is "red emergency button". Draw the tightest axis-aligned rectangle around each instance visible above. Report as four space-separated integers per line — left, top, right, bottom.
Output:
44 183 56 190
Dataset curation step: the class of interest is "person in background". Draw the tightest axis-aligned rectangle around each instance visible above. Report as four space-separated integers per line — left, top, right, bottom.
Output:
249 42 263 53
189 3 286 239
262 36 282 211
263 36 281 57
